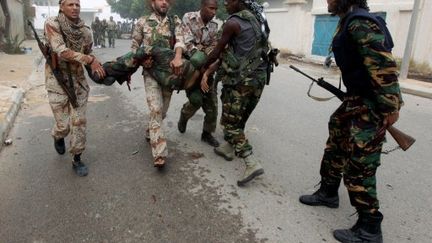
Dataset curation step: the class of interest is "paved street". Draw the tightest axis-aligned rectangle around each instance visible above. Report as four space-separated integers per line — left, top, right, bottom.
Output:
0 40 431 242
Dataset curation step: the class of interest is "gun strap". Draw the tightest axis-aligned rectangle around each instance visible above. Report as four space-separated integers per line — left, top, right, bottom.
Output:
307 81 336 102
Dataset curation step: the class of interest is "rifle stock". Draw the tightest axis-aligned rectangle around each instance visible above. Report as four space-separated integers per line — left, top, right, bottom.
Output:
289 65 415 151
27 20 78 108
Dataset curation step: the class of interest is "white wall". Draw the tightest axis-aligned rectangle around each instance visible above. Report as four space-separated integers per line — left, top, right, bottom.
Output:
411 0 432 65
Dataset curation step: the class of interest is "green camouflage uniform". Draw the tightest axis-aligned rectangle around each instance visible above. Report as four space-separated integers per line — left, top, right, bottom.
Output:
91 19 101 47
321 18 403 213
107 19 117 48
100 20 107 47
181 11 219 134
44 15 94 155
131 12 186 160
218 10 269 157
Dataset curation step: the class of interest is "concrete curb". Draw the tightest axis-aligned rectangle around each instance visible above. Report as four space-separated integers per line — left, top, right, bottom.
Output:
0 87 24 150
400 82 432 99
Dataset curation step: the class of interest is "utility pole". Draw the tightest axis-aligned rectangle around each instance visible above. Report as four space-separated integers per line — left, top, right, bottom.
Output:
400 0 422 80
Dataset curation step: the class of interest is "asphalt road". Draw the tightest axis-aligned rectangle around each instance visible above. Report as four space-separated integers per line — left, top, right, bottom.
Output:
0 40 431 243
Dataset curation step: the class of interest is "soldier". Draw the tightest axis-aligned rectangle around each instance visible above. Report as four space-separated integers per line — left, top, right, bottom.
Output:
91 16 101 48
200 0 270 186
107 16 117 48
44 0 106 176
100 19 107 48
131 0 186 168
299 1 403 242
178 0 220 147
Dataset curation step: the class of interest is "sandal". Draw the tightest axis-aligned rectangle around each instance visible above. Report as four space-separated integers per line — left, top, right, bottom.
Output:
154 157 166 168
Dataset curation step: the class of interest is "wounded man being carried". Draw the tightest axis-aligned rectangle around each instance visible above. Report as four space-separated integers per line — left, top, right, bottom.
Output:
87 45 207 91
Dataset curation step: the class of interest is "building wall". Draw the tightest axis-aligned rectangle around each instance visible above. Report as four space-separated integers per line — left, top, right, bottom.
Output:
0 0 25 40
265 0 431 65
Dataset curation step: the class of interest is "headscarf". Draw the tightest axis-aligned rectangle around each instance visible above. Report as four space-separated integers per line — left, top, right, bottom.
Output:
57 11 85 52
242 0 270 40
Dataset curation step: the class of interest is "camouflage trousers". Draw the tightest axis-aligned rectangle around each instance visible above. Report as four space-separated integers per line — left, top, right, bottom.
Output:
108 31 116 47
320 99 386 213
47 84 89 155
99 33 106 47
143 72 173 159
93 31 99 47
220 82 264 157
180 78 218 133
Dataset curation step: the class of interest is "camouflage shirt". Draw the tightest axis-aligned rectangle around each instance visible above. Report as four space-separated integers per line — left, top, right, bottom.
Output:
44 16 93 92
182 11 219 55
131 12 186 52
107 20 117 32
342 18 403 114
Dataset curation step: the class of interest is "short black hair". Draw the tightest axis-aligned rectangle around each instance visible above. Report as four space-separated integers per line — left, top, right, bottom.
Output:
336 0 369 14
201 0 217 6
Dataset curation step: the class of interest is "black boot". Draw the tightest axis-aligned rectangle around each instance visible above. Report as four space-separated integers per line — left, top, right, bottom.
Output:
54 138 66 155
333 211 383 243
72 154 88 177
177 114 188 133
299 181 340 208
201 132 220 147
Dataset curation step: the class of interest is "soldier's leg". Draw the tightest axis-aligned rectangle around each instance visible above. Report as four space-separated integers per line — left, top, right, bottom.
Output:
69 85 89 156
178 88 202 133
299 104 350 208
334 110 385 243
144 74 168 164
201 87 219 147
47 91 71 155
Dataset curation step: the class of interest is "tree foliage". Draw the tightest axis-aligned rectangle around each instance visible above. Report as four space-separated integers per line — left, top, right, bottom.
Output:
107 0 228 20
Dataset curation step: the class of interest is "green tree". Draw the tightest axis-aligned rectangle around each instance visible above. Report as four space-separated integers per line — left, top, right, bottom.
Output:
107 0 227 20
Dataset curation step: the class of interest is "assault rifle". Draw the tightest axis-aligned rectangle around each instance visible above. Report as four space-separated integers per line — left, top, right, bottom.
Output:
289 65 415 151
27 20 78 108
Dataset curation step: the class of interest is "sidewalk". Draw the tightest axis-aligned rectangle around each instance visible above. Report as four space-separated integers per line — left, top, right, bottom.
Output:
0 40 42 150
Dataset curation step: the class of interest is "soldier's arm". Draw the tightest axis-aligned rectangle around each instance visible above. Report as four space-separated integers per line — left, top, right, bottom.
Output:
131 17 145 52
349 19 403 116
203 18 241 70
44 20 94 65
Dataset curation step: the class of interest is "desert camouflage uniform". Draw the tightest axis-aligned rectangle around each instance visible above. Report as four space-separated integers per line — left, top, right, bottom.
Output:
44 16 94 155
100 20 107 48
321 18 403 213
131 12 185 159
107 19 117 48
181 11 219 134
91 19 101 47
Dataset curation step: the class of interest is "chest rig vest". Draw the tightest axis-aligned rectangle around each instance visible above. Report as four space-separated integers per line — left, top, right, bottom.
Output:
145 15 176 49
332 7 394 97
220 10 269 85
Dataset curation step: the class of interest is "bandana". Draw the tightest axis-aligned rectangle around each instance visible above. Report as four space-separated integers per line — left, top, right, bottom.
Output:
57 12 85 52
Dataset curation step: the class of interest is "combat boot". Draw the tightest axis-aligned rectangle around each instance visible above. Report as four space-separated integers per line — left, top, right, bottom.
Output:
54 138 66 155
214 142 234 161
201 132 220 147
333 211 383 243
299 181 340 208
237 155 264 187
177 114 188 133
72 154 88 177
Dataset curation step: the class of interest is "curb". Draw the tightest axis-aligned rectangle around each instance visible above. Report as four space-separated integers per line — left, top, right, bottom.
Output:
400 83 432 100
0 88 24 150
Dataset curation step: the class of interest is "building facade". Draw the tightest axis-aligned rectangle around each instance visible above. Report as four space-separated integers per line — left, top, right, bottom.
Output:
265 0 432 66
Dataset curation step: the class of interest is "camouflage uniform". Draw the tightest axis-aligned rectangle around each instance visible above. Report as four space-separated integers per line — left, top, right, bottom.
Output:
218 10 268 157
181 11 219 135
91 19 101 47
44 16 94 155
100 20 107 48
320 17 403 213
107 19 117 48
131 12 185 160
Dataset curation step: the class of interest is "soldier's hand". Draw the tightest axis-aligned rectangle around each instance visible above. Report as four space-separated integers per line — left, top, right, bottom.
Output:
91 58 106 79
170 57 183 76
201 72 210 93
384 111 399 128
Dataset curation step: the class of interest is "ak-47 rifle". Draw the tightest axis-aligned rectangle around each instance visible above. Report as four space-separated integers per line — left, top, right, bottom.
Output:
289 65 415 151
27 20 78 108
